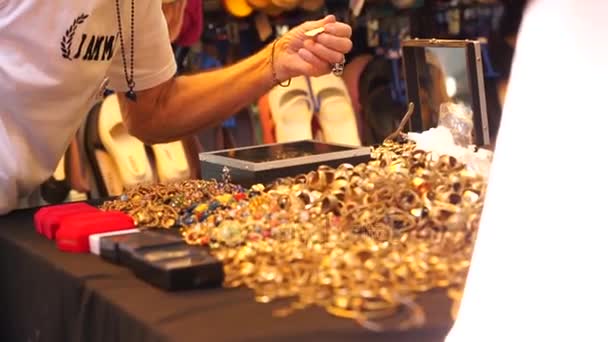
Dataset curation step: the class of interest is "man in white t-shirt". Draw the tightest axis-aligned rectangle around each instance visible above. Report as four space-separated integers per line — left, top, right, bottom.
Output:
0 0 352 214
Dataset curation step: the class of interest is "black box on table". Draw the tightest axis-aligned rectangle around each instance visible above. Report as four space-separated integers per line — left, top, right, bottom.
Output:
100 230 184 265
199 140 371 187
129 245 224 291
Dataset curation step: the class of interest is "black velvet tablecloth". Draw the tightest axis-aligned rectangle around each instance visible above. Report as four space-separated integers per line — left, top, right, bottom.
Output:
0 207 454 342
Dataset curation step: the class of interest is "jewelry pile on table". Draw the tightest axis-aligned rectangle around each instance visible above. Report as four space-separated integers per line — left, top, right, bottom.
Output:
101 133 487 331
100 176 244 229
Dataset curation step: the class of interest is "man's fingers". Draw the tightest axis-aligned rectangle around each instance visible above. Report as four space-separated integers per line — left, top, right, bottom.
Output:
322 22 352 38
297 48 327 69
283 15 353 78
297 48 331 75
303 39 344 64
315 34 353 54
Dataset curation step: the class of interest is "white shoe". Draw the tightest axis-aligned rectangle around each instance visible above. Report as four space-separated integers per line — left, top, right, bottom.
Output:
97 94 154 188
268 76 314 142
311 73 361 146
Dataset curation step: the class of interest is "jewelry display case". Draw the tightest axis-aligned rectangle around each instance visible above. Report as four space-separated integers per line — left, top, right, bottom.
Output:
199 140 371 187
401 38 491 146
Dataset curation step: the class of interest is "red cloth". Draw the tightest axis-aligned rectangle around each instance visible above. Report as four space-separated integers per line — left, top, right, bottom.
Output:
175 0 203 47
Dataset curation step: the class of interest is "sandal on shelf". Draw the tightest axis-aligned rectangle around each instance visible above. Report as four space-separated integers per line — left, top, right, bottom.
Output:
268 76 314 142
93 149 125 197
312 73 361 146
97 94 154 188
84 102 125 197
150 141 191 183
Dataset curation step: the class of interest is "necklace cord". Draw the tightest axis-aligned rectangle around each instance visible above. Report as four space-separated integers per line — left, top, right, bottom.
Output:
115 0 136 100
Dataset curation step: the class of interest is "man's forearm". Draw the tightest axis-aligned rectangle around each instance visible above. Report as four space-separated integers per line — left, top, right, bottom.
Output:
122 43 277 144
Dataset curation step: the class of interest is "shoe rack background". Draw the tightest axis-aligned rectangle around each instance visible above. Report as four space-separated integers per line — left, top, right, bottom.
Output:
40 0 523 204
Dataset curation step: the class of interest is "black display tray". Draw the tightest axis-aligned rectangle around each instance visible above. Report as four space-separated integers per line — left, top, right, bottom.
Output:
199 140 371 187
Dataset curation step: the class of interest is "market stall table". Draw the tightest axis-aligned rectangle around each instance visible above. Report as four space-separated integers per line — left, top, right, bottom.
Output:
0 207 454 342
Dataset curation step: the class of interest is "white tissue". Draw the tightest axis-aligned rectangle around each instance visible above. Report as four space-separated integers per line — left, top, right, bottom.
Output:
408 126 493 178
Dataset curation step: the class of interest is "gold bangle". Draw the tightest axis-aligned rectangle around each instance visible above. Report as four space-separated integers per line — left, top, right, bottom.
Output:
271 39 291 87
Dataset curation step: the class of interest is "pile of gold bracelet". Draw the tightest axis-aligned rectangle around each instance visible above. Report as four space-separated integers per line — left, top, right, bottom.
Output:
101 179 243 228
101 135 487 331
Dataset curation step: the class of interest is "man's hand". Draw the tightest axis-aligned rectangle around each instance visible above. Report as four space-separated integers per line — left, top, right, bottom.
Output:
274 15 353 81
118 15 353 144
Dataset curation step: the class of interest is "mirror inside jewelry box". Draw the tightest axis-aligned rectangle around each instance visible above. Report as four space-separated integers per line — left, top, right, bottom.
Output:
401 39 491 147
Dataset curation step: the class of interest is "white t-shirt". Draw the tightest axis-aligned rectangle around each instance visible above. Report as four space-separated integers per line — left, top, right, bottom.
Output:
446 0 608 341
0 0 177 214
